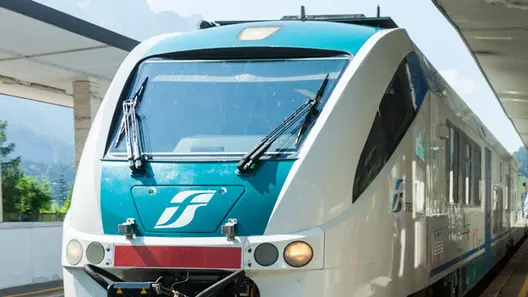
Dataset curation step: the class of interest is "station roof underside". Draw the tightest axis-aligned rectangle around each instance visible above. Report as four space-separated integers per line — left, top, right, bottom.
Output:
433 0 528 149
0 0 139 107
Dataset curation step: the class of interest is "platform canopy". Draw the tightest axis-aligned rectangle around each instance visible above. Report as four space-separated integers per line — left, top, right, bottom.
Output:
0 0 140 107
432 0 528 148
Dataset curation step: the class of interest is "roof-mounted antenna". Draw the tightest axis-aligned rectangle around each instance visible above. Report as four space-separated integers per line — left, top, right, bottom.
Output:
376 5 380 17
300 5 306 20
197 20 218 29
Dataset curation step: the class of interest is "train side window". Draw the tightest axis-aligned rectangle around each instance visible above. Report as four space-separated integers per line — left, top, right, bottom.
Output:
506 172 511 210
352 114 386 201
460 134 475 206
446 125 482 206
485 148 492 212
458 132 466 204
500 162 503 183
353 57 417 202
446 125 459 204
473 144 482 206
464 141 472 205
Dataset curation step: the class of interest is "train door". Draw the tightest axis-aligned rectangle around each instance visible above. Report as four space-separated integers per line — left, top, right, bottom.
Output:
484 148 492 271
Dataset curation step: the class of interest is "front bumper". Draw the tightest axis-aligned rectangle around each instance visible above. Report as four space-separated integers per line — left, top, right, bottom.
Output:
61 225 325 271
61 225 325 297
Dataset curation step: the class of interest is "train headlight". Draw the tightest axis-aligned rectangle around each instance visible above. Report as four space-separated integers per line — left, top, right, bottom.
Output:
66 239 83 265
283 241 313 267
254 243 279 266
86 242 105 264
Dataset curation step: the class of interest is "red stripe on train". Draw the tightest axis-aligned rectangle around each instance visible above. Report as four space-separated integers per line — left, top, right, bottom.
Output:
114 245 242 269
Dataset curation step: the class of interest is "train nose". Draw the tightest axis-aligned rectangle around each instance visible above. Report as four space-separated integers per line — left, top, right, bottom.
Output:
132 185 245 234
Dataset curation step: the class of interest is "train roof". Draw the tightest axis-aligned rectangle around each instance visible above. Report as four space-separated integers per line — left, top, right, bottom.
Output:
142 13 397 59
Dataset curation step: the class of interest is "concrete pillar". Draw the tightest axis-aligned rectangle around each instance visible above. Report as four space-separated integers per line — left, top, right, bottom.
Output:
73 78 102 168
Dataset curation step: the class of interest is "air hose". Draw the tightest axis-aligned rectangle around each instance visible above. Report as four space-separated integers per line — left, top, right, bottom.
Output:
195 270 245 297
84 264 124 290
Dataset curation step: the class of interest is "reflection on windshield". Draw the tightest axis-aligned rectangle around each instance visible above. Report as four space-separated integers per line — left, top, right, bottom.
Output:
108 57 349 157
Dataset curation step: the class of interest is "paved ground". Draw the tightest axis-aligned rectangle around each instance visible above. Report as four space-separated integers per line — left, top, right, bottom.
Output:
0 288 63 297
7 289 64 297
0 281 63 297
480 239 528 297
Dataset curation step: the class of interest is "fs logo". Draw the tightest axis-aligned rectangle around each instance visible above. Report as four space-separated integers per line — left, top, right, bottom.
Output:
391 178 407 213
154 190 216 229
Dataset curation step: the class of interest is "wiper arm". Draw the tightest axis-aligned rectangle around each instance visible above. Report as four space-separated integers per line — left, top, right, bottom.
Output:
114 77 149 174
114 78 148 148
295 73 330 145
237 73 330 174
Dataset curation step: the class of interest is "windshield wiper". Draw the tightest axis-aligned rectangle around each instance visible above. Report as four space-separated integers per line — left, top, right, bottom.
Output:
114 77 149 174
295 73 330 145
237 73 330 174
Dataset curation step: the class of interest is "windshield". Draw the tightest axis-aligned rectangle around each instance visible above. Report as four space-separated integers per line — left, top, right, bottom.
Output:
107 56 349 158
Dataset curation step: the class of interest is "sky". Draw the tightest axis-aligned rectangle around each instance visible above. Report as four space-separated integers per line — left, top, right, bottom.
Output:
12 0 528 153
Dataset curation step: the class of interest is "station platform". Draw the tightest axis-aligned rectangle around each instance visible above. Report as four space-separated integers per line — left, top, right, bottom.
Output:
480 238 528 297
0 281 63 297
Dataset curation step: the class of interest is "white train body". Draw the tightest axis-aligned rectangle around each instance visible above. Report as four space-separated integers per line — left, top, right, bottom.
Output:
61 14 527 297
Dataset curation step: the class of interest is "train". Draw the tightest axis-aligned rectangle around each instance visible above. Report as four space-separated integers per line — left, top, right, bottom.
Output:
61 10 528 297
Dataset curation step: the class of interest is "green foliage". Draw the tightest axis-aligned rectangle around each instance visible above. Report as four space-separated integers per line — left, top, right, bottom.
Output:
1 120 23 216
1 161 23 215
513 146 528 177
60 185 73 213
41 183 72 215
19 160 75 203
16 174 53 218
1 120 55 221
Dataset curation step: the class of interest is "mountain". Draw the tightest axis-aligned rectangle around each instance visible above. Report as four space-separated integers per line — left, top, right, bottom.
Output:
5 121 74 164
0 95 74 164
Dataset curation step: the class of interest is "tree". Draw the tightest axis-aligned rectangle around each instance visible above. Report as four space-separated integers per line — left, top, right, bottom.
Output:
57 174 68 207
16 175 53 220
1 120 53 221
0 120 22 217
60 185 73 214
513 146 528 177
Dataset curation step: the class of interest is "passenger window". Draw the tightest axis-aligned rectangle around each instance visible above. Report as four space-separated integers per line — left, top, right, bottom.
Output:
446 123 482 207
473 144 482 206
447 126 459 204
353 56 418 202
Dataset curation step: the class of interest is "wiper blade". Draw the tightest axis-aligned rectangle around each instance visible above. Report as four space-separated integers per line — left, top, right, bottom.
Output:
114 77 148 148
115 77 149 174
237 73 330 174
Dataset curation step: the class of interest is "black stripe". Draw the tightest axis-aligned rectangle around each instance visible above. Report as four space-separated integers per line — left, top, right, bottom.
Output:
0 0 140 51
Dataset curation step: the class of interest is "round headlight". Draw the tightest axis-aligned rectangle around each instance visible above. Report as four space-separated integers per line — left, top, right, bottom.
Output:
254 243 279 266
66 239 83 265
86 242 105 264
283 241 313 268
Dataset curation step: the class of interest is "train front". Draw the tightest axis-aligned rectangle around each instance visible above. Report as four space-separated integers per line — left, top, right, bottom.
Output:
61 20 377 297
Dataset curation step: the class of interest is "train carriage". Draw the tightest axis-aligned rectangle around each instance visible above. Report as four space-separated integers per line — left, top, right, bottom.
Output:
61 11 527 297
